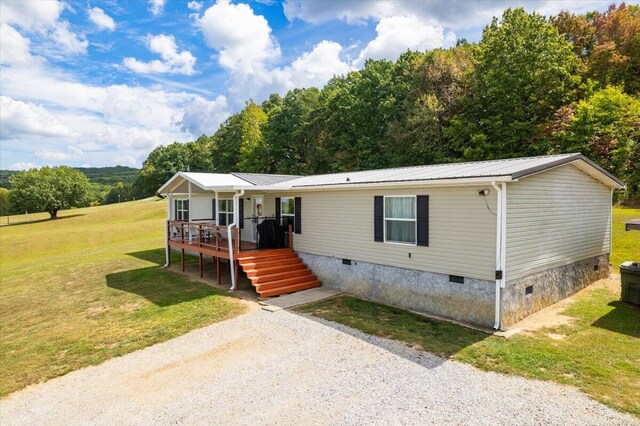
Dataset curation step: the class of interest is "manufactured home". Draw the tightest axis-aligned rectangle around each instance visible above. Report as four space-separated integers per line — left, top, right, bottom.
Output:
158 153 623 329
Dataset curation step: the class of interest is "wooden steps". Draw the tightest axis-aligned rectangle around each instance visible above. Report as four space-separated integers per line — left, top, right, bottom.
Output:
237 249 321 298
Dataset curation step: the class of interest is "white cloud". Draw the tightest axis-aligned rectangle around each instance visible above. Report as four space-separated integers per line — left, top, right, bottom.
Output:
269 41 353 92
354 16 456 66
8 162 39 170
115 155 137 167
35 146 83 161
187 1 203 11
282 0 611 30
123 34 196 75
51 21 88 55
197 0 280 73
149 0 166 16
0 24 32 65
179 95 229 135
0 96 72 138
88 7 115 31
0 0 63 30
0 0 87 58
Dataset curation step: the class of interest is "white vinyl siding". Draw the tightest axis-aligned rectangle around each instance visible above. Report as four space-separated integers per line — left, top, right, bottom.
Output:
506 164 611 280
186 194 215 221
263 186 497 280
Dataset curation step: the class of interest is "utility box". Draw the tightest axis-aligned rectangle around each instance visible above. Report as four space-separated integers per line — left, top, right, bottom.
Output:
620 261 640 305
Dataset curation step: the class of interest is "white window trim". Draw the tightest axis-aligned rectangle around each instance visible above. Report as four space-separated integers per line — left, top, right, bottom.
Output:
280 197 295 228
176 199 189 221
383 195 417 246
218 198 234 225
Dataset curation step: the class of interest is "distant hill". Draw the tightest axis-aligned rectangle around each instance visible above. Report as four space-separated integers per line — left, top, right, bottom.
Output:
0 166 139 189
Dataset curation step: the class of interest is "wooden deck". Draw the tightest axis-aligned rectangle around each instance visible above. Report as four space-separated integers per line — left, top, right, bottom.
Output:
167 220 320 297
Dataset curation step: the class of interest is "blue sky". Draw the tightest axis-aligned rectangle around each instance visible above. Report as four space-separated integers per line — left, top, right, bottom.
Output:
0 0 617 170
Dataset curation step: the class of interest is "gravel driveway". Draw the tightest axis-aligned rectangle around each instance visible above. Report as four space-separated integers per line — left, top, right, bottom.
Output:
2 307 637 426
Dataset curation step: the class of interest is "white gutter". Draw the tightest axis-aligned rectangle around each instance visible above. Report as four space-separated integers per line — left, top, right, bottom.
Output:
163 193 172 268
491 181 507 330
228 189 245 290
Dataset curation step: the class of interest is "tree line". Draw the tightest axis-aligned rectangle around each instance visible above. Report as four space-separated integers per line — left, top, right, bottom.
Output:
4 5 638 218
135 5 639 204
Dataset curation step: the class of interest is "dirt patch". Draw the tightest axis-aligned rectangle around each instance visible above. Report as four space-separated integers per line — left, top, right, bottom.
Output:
502 276 620 337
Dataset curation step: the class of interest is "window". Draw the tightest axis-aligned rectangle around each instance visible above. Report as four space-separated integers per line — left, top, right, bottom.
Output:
176 199 189 221
384 196 416 245
218 199 233 226
280 197 295 231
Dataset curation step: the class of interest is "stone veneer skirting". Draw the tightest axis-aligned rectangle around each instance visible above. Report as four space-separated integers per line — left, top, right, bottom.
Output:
299 252 610 330
297 252 496 328
500 254 609 327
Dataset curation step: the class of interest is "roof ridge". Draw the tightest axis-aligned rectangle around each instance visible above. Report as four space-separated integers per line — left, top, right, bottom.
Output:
295 153 581 179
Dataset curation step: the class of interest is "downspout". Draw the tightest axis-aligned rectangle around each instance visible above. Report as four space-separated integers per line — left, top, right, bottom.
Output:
163 193 172 268
491 181 507 330
228 189 245 291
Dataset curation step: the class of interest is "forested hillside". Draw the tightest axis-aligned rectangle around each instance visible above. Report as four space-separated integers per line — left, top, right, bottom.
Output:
0 166 139 208
134 5 639 203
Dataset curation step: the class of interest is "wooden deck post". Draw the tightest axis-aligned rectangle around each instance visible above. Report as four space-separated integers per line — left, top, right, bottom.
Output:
216 257 221 286
181 248 185 272
199 252 203 278
288 224 293 249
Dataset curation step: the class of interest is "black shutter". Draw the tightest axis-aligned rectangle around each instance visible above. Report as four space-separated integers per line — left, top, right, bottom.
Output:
417 195 429 247
294 197 301 234
174 199 178 220
239 198 244 229
212 199 216 221
374 196 383 242
185 200 189 221
275 197 281 223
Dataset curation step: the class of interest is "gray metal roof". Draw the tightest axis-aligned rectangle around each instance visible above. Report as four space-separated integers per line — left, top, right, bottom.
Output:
231 172 301 186
159 154 623 193
270 153 623 189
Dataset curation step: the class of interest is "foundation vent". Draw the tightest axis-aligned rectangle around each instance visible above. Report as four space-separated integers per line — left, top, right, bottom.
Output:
342 259 352 265
525 285 533 295
449 275 465 284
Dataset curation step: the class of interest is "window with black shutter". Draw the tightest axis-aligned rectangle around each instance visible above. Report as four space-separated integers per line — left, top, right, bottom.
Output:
374 196 383 242
416 195 429 246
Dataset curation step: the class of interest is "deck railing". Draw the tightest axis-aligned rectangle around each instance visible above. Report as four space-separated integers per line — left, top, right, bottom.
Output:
241 216 293 251
168 220 240 254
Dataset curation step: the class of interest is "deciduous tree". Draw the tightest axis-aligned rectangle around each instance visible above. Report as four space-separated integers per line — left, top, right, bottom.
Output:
9 167 93 218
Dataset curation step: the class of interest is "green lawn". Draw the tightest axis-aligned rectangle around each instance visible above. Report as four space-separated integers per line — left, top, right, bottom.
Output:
611 207 640 268
0 199 246 396
298 207 640 417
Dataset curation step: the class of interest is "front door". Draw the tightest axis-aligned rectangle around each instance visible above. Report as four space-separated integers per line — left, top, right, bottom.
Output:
251 195 264 243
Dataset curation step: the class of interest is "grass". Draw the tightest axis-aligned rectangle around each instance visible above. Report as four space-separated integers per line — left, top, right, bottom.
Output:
298 207 640 417
0 199 246 397
611 207 640 267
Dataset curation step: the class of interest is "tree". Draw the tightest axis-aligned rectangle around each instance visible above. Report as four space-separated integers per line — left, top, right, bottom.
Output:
237 102 269 172
388 45 475 166
134 136 213 198
588 3 640 94
9 166 93 218
210 113 244 172
262 88 322 174
550 86 640 201
451 8 581 160
0 188 9 216
318 59 409 171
